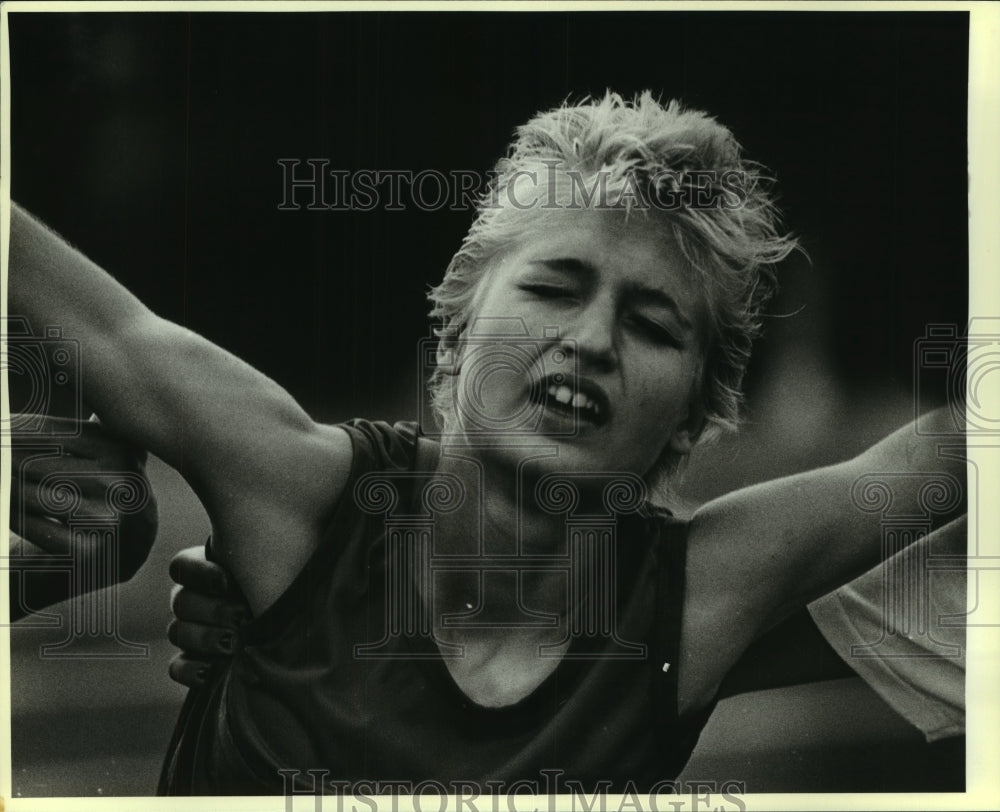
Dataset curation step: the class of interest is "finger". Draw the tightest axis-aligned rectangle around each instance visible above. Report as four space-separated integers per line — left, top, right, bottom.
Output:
13 476 147 526
9 415 103 450
14 492 158 563
169 546 240 597
8 414 83 440
167 618 237 657
13 453 143 478
10 440 144 475
170 583 249 628
10 415 147 467
13 464 147 516
9 512 73 556
168 654 213 689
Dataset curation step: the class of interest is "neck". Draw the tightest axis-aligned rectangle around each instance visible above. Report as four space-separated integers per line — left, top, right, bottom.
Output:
433 443 569 553
427 441 580 634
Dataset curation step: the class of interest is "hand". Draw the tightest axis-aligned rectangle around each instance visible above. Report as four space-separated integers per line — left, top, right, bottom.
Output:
8 414 159 618
167 545 251 688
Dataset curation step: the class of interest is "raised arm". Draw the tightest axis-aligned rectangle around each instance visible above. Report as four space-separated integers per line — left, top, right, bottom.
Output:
7 203 352 613
677 409 965 712
707 408 963 613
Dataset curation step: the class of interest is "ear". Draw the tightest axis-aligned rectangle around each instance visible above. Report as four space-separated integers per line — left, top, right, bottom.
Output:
667 412 705 456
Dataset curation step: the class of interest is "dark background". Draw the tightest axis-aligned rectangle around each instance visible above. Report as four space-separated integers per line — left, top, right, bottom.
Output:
9 12 968 427
6 10 969 796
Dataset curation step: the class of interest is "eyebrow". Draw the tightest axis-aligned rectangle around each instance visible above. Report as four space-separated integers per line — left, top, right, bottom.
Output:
528 258 695 332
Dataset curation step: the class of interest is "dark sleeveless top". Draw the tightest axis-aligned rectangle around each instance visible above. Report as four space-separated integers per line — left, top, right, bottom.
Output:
159 420 715 795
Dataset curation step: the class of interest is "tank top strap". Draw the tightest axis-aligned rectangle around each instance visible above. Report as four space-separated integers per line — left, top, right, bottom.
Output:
648 511 716 773
651 511 687 727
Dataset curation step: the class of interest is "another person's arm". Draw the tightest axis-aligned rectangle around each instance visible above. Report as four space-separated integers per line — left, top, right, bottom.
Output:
166 545 250 687
8 415 158 620
807 515 966 742
719 516 966 743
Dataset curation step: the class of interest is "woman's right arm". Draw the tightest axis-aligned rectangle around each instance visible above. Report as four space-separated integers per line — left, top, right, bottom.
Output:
8 203 353 614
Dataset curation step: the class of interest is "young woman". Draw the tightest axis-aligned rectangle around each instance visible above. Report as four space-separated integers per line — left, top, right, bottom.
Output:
9 92 964 794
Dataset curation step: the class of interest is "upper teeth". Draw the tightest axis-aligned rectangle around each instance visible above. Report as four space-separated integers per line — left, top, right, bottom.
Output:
548 384 600 415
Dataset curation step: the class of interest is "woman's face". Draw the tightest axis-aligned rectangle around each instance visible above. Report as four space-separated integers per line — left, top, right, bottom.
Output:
446 207 707 479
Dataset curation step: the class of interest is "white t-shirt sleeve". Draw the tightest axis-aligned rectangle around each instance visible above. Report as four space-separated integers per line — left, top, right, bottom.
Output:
808 515 966 742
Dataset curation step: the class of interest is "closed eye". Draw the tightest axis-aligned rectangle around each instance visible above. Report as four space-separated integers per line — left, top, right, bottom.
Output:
518 283 575 299
630 315 682 347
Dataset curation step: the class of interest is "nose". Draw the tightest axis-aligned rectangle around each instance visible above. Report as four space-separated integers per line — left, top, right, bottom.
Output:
558 295 618 374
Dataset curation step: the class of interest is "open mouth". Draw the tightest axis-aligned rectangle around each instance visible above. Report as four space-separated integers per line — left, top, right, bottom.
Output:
530 374 611 428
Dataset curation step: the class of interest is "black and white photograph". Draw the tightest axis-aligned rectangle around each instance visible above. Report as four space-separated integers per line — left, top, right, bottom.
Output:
2 4 997 810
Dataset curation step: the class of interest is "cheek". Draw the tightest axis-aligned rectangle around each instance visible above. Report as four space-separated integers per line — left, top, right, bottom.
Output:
622 361 700 439
634 357 696 408
616 390 683 455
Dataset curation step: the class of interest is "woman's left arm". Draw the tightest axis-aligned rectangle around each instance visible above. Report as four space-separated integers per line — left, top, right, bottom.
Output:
691 407 965 638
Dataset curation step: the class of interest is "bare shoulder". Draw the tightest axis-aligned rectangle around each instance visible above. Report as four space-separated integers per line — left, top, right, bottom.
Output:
674 498 766 715
674 463 854 714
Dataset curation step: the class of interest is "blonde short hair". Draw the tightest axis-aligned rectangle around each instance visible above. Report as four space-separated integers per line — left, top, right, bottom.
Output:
428 91 797 483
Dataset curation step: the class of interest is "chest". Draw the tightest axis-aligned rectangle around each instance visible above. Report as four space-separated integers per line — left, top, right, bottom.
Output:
437 634 572 708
